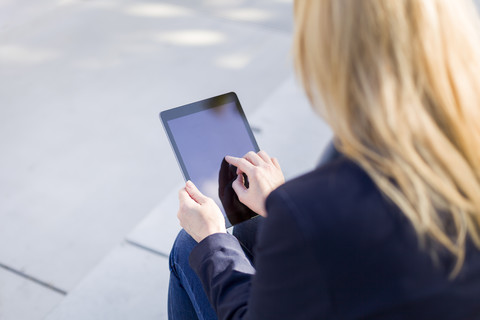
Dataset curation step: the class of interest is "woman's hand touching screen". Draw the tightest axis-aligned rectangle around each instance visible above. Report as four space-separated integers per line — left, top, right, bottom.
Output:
225 151 285 217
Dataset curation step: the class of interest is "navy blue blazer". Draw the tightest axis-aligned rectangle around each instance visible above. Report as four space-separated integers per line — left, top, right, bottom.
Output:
189 155 480 319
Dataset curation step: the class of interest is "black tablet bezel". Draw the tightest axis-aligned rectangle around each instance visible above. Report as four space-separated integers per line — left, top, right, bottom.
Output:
160 91 260 185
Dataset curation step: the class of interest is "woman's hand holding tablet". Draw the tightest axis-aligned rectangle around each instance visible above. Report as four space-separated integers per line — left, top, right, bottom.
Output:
177 181 226 243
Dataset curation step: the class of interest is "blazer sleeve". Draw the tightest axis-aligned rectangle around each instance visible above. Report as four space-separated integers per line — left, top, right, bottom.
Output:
189 187 330 319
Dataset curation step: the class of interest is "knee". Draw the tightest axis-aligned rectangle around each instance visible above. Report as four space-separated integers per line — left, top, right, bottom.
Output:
169 229 198 274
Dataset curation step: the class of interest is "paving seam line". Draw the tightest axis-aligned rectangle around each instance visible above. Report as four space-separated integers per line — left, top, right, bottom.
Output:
125 239 169 259
0 262 67 295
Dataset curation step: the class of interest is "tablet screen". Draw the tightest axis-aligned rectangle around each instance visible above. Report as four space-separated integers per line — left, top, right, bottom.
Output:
161 92 259 228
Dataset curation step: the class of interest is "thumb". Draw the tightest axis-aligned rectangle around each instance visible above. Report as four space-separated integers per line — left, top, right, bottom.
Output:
185 181 207 204
232 174 248 198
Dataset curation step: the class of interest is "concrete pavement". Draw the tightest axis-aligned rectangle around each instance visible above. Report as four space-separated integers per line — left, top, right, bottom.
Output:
0 1 329 319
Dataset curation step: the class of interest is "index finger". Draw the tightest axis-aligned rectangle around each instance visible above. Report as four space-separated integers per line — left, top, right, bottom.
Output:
225 155 255 174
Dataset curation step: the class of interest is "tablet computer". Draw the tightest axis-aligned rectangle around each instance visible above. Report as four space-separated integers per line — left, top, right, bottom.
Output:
160 92 259 228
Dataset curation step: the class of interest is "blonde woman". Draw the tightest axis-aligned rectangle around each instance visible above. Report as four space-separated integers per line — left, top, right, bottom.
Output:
168 0 480 319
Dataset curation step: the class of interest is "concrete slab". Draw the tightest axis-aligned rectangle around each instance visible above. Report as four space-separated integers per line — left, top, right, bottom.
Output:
0 267 64 320
127 186 183 256
160 0 294 33
0 0 72 33
0 0 292 291
45 242 170 320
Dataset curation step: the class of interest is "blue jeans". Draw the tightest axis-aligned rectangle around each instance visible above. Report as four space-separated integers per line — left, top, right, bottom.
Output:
168 217 261 320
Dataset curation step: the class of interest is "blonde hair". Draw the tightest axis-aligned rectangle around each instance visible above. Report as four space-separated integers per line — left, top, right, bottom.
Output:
294 0 480 276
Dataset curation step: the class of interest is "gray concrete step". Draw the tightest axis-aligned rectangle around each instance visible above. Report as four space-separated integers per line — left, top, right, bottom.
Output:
0 0 293 299
0 267 64 320
44 242 170 320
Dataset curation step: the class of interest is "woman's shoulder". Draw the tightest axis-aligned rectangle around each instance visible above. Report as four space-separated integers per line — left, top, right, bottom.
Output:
268 154 386 217
281 155 373 199
266 155 403 247
264 154 441 287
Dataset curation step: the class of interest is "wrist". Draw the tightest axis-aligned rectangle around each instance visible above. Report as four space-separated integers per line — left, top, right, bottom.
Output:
197 229 226 243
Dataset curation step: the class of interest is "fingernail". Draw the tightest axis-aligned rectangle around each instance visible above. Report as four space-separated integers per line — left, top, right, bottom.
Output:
225 156 231 160
186 181 193 188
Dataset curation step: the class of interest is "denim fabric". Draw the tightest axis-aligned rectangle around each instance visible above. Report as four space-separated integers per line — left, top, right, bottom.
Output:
168 229 217 320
